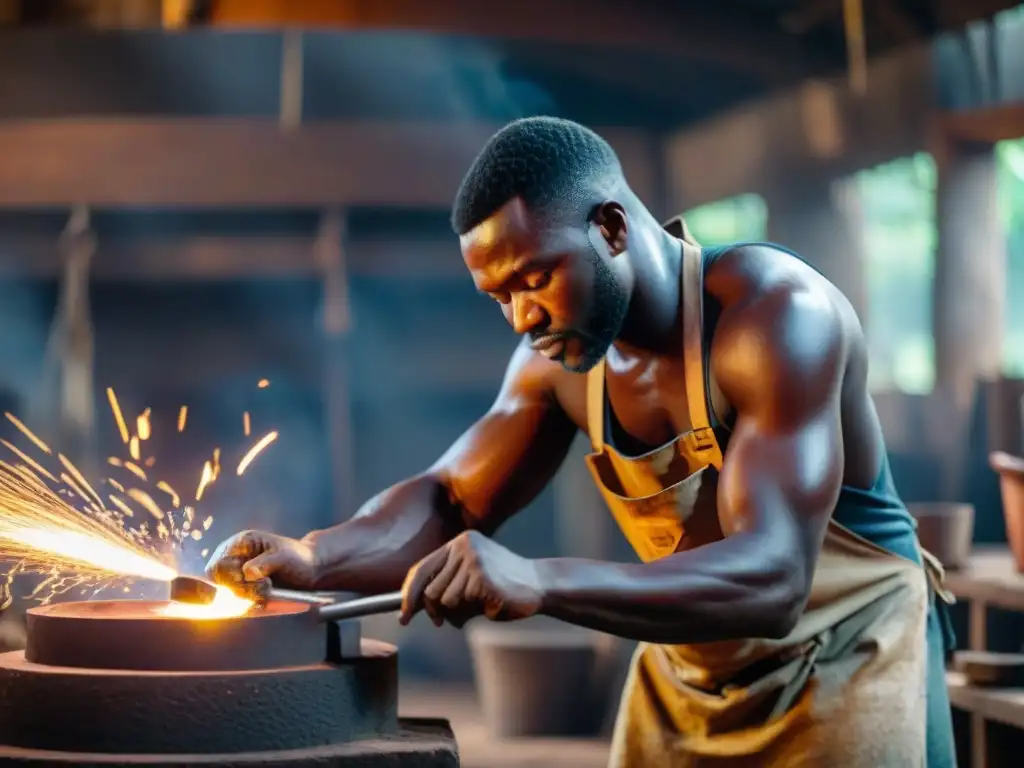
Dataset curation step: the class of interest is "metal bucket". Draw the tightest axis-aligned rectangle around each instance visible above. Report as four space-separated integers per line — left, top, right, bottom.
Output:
467 618 617 738
908 503 975 571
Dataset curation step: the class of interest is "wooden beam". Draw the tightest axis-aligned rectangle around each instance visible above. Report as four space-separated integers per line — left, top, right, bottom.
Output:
0 233 469 280
203 0 813 80
0 118 662 209
939 102 1024 144
663 44 933 209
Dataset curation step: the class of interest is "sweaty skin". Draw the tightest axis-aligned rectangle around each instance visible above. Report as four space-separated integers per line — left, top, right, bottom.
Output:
207 194 883 646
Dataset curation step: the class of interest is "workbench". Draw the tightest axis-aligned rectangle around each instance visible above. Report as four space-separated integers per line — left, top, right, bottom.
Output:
944 546 1024 768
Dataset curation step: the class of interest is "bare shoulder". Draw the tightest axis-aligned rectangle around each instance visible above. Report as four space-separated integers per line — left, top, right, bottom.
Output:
499 338 573 403
704 244 859 420
499 338 589 429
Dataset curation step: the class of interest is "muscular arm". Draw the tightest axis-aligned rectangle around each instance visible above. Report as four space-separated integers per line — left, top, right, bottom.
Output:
535 284 847 643
306 340 577 593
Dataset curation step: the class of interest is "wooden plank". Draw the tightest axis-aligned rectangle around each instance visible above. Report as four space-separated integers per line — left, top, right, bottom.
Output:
948 671 1024 731
205 0 810 81
0 233 468 280
940 102 1024 144
945 547 1024 613
0 119 662 209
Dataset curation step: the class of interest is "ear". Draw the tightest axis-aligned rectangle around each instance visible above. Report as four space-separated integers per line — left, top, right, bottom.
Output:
592 202 628 256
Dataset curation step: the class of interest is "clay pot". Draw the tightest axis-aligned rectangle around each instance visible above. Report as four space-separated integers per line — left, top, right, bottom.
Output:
467 618 618 738
990 452 1024 572
909 503 975 570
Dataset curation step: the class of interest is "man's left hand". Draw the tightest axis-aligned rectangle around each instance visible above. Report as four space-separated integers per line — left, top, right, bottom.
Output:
399 531 544 627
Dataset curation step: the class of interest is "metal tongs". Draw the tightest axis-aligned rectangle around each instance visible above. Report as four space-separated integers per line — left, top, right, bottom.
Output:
169 575 403 622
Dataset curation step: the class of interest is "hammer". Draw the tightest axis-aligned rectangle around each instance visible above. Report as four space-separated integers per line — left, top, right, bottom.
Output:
169 576 403 622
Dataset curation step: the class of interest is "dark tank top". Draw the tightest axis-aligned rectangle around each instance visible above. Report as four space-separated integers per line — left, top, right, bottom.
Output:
606 241 921 566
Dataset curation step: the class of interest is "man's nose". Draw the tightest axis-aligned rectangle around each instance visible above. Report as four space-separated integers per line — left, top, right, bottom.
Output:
509 294 546 335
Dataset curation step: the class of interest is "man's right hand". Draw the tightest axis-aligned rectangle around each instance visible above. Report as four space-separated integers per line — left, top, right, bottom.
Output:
204 530 320 598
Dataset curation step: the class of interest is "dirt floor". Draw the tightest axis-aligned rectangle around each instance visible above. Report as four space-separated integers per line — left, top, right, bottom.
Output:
401 682 611 768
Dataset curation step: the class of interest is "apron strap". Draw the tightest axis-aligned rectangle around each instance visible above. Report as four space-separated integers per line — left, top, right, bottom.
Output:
680 241 713 435
586 358 606 452
587 232 711 454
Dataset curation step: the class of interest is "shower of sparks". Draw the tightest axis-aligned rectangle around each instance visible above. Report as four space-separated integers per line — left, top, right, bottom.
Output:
0 391 272 619
0 437 175 609
237 432 278 476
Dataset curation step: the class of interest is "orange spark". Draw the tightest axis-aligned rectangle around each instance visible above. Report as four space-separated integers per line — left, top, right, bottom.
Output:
156 481 180 509
106 389 130 444
177 406 188 433
237 432 278 477
195 461 214 502
137 408 152 441
123 462 147 482
4 413 52 456
129 436 141 461
1 440 56 483
127 489 164 521
108 495 134 518
257 379 270 389
243 412 251 437
57 454 105 510
60 472 91 505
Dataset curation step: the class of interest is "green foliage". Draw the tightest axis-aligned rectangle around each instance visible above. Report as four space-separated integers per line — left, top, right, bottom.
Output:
683 194 768 245
997 138 1024 376
856 153 937 394
682 138 1024 391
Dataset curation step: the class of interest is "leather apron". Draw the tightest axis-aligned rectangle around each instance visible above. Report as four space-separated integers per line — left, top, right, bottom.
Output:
586 230 950 767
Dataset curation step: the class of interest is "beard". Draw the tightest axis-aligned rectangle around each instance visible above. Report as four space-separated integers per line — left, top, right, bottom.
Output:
560 243 629 374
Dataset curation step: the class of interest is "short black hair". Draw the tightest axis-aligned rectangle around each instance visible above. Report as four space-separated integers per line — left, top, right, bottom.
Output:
450 116 623 235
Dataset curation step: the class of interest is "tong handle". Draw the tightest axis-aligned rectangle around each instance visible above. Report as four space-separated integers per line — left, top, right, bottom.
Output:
315 591 403 622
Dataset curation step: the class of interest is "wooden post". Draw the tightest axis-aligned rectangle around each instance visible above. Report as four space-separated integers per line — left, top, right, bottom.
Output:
279 28 304 131
933 139 1006 404
317 210 355 522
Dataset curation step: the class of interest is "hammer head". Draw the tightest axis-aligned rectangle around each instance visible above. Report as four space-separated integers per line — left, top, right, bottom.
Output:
169 575 218 605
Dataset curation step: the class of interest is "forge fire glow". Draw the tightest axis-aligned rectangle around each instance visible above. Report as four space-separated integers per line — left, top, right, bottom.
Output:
0 382 273 619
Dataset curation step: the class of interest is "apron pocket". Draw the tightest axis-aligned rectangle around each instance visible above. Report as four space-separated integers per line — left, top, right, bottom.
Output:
650 642 822 736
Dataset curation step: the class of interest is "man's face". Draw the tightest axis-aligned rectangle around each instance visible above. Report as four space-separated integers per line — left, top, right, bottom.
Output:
460 198 631 373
